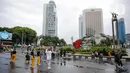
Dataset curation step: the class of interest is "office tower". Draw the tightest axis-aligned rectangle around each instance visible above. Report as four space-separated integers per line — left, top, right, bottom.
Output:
79 15 84 39
43 1 57 37
118 18 126 43
83 8 103 36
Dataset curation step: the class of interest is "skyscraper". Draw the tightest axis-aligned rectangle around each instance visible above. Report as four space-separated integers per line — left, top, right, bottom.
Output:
118 18 126 43
83 8 103 36
43 1 57 37
125 33 130 43
79 15 84 39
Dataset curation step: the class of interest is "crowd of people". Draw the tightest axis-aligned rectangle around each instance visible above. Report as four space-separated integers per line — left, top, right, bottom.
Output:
91 48 124 69
10 46 67 70
9 46 124 71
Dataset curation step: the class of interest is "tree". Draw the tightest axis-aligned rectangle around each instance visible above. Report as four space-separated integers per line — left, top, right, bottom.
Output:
100 39 106 46
100 37 119 46
40 36 66 46
59 39 66 46
0 26 37 45
51 36 59 46
0 27 12 33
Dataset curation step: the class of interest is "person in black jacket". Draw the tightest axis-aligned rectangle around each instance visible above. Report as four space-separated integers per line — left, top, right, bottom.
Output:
115 51 123 68
31 50 34 56
63 50 66 57
25 52 30 63
60 49 63 57
59 48 63 65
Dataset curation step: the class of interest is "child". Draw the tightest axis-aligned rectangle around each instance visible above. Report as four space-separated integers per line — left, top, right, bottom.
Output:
25 52 30 64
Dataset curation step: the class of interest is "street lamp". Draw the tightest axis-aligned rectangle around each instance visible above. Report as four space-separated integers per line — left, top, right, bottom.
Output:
71 36 74 48
71 36 73 44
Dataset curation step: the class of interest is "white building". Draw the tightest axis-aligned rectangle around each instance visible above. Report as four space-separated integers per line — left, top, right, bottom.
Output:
83 34 106 45
94 34 106 44
83 8 103 36
43 1 58 37
79 15 84 39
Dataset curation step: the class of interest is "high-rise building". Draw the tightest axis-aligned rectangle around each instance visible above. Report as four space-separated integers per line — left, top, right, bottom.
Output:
118 18 126 43
42 1 57 37
79 15 84 39
83 8 103 36
125 33 130 43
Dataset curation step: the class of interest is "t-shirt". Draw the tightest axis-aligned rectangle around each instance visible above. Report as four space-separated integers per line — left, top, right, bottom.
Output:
46 51 52 60
22 44 24 48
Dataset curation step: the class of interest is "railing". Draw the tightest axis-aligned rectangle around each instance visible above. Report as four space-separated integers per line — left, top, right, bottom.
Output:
66 53 130 62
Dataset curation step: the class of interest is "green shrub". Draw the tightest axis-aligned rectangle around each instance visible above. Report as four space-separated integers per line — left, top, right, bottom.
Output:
89 46 112 52
65 47 72 52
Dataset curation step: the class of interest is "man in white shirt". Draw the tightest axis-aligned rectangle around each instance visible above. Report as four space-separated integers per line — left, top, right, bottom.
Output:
46 47 52 69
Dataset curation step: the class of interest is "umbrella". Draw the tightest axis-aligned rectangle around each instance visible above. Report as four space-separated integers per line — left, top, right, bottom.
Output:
18 44 21 47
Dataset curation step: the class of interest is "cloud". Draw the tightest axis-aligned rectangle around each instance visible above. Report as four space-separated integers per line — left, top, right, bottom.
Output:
0 0 130 44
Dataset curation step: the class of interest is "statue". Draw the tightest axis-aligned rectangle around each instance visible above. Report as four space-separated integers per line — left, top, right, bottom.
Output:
111 12 118 19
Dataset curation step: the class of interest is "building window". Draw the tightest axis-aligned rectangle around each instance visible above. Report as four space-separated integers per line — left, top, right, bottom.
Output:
48 30 55 34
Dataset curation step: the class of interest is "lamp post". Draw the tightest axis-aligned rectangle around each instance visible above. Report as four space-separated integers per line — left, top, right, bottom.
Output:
71 36 73 48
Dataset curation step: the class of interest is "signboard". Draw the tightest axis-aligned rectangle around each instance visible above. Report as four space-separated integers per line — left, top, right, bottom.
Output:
0 31 12 40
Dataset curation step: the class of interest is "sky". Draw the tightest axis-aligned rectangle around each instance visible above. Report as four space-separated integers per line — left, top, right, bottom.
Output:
0 0 130 44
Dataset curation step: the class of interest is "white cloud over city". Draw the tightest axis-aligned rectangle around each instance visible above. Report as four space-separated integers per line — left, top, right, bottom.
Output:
0 0 129 44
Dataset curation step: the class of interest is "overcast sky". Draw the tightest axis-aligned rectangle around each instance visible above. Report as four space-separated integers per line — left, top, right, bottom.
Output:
0 0 130 44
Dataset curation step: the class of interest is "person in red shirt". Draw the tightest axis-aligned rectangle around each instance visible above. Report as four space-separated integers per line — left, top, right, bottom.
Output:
21 44 24 53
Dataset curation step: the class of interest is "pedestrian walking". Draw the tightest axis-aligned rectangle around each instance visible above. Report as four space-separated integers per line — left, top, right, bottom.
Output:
94 51 98 63
27 46 30 52
21 44 25 53
99 53 103 64
10 47 17 63
37 50 41 65
63 49 66 57
25 52 30 64
10 48 13 63
91 52 95 60
115 51 123 69
59 48 63 65
30 51 35 68
41 50 45 63
46 47 52 69
63 49 66 66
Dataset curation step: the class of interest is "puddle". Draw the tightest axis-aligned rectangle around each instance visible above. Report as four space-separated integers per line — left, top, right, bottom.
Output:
15 66 23 68
4 63 9 65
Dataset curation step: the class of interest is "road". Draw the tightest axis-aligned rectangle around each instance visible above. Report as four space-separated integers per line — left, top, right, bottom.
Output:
0 49 129 73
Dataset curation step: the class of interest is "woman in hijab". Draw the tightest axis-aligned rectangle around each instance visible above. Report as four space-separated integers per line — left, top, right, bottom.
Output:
30 50 35 68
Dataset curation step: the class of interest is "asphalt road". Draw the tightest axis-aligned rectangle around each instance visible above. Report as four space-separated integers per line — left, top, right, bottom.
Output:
0 49 129 73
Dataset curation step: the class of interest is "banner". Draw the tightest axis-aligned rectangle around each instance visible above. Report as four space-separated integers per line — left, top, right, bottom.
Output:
0 31 12 40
